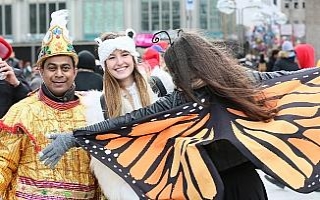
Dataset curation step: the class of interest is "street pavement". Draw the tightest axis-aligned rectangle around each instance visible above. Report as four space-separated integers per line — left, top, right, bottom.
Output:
258 170 320 200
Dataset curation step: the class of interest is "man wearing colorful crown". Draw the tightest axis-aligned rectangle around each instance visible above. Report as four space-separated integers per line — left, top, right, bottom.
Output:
0 10 103 199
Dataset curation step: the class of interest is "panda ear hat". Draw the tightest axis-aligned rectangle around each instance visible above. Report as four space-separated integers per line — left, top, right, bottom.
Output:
95 29 139 69
126 28 136 39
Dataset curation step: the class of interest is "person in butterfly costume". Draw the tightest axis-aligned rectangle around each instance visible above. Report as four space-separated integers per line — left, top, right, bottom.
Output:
40 31 320 200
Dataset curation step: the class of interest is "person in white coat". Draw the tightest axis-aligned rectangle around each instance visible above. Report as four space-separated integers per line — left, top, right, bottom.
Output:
82 29 159 200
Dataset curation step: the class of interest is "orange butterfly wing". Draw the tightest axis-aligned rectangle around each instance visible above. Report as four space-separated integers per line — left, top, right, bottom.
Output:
225 68 320 193
76 103 224 200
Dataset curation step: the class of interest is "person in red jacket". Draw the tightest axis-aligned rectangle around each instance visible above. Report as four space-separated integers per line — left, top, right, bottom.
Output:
294 43 316 69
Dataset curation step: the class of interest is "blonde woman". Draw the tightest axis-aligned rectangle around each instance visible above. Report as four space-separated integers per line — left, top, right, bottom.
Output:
82 30 158 199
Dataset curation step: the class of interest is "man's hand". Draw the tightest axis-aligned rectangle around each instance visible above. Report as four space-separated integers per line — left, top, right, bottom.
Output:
0 58 20 87
39 132 77 169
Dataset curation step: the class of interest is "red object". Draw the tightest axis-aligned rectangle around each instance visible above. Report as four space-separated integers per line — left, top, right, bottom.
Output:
0 36 13 60
157 41 169 51
295 44 316 69
142 48 160 70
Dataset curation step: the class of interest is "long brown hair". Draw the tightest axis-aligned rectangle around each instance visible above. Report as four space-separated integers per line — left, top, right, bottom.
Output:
99 32 152 118
163 31 277 121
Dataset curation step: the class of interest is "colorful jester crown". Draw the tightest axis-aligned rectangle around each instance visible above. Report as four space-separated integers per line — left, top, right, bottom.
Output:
36 9 78 67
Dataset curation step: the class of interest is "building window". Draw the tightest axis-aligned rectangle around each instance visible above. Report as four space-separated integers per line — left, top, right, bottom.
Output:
294 2 298 9
151 1 160 30
199 0 207 29
39 4 47 33
0 5 12 36
284 3 289 8
302 2 305 8
83 0 124 40
172 1 180 29
273 0 277 5
162 1 170 30
201 0 231 39
29 2 66 36
29 4 36 34
141 1 149 31
141 0 180 32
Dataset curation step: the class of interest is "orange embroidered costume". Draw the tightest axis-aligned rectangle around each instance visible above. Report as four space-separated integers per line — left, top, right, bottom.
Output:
0 10 102 199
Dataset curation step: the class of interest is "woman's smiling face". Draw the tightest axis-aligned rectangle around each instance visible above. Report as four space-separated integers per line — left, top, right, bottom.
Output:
105 49 135 82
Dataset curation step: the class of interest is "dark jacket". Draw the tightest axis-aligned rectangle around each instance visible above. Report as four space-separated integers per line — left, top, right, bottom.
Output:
75 70 305 171
266 57 277 72
75 71 103 91
272 57 299 71
0 69 31 118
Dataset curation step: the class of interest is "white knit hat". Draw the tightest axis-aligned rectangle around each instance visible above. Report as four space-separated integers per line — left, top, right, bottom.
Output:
95 29 139 69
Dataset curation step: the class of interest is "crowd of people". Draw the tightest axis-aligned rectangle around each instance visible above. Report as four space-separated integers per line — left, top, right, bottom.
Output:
240 40 318 73
0 9 320 200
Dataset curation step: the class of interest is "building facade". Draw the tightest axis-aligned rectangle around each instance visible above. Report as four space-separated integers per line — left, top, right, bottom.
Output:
280 0 306 43
1 0 289 63
1 0 238 63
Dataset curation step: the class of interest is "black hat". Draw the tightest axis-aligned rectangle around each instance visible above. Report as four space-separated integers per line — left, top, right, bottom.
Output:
77 50 96 70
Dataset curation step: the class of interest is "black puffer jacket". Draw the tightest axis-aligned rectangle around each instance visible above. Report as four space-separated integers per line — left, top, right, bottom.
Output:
75 69 308 171
0 69 31 118
272 57 299 72
75 71 103 91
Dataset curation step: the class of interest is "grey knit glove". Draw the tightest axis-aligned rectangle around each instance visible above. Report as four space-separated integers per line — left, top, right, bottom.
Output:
39 132 77 169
